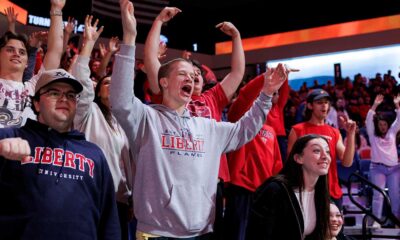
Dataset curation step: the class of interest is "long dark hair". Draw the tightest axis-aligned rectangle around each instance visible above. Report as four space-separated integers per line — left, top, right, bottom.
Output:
373 113 391 138
94 75 114 130
278 134 331 239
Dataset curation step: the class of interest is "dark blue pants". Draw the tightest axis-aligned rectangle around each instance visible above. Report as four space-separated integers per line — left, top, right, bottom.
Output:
223 184 253 240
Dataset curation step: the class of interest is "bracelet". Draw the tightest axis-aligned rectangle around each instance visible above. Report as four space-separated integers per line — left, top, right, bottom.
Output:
50 9 62 16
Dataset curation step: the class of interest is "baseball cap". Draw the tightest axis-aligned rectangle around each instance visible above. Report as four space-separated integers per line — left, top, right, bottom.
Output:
306 89 331 103
35 69 83 95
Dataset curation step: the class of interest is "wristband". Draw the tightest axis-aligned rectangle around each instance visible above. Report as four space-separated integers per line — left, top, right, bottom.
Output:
50 9 62 16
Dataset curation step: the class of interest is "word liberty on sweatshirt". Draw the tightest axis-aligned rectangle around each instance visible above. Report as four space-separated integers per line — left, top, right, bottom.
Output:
0 119 120 240
110 44 273 238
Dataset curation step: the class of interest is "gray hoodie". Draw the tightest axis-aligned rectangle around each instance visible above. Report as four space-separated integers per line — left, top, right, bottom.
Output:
110 44 272 238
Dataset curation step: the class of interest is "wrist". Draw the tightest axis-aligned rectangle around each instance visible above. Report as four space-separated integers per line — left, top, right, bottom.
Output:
50 9 63 16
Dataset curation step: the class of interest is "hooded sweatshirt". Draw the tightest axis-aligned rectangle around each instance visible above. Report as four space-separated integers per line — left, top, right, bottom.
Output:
0 119 120 240
110 44 272 238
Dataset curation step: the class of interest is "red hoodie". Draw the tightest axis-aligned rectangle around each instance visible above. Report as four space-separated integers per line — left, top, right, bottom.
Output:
227 74 283 191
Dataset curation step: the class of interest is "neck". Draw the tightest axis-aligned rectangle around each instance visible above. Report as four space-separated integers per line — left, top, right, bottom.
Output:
38 119 71 133
162 97 188 116
0 70 24 82
308 116 325 125
302 169 319 192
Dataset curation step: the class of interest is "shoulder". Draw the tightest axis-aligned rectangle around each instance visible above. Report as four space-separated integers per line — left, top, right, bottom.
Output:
254 177 287 200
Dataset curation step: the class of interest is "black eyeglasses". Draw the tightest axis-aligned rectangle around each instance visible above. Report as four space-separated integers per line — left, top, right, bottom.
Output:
39 89 80 102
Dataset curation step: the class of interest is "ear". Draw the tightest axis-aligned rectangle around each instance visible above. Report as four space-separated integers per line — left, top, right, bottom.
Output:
33 99 40 113
306 102 313 110
294 153 303 164
159 77 168 89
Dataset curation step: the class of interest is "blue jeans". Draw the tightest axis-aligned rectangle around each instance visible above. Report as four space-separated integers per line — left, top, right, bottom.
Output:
370 162 400 220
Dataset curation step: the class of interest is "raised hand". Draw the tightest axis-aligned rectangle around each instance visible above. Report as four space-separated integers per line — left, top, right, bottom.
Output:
99 37 119 58
339 115 357 134
262 63 298 96
373 94 384 107
215 22 239 38
394 94 400 107
157 7 181 23
119 0 137 44
109 37 120 53
182 50 191 60
28 31 48 48
64 17 76 35
83 15 104 42
0 138 31 162
5 7 18 33
158 41 167 61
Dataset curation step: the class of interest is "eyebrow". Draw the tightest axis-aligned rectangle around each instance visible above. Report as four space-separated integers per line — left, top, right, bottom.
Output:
4 46 26 51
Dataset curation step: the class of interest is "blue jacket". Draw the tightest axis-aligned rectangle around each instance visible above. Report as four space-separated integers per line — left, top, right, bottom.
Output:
0 119 120 240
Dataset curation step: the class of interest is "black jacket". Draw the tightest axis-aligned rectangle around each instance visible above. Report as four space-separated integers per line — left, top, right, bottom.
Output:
246 177 306 240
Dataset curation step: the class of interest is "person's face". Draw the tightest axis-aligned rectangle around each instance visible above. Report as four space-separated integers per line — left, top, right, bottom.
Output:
98 77 111 107
308 98 330 120
0 39 28 74
91 60 101 72
378 120 389 135
192 65 204 96
34 82 78 132
329 203 343 237
160 61 194 106
295 138 331 177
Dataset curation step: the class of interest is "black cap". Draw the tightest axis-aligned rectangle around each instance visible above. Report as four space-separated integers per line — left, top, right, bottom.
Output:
307 89 331 103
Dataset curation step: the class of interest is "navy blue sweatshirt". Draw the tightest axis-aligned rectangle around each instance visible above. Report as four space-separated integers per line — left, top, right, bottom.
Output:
0 119 120 240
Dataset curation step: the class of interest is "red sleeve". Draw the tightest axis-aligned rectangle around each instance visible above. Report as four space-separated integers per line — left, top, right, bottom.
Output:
277 80 289 109
228 74 264 122
272 136 283 175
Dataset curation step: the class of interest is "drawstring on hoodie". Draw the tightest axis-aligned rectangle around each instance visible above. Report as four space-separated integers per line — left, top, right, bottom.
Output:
55 141 67 184
36 127 67 184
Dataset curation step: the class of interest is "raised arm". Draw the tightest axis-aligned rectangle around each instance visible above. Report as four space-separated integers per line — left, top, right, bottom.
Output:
43 0 66 70
366 94 383 136
23 31 48 81
144 7 181 95
221 64 290 153
389 95 400 132
218 22 245 101
110 0 138 141
5 7 18 34
337 115 356 167
72 15 104 124
63 16 76 53
97 37 119 78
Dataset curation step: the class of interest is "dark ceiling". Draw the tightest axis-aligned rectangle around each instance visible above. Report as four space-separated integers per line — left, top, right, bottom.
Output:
10 0 400 54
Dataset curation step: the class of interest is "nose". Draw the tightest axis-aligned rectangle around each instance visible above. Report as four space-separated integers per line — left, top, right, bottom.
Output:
186 74 194 83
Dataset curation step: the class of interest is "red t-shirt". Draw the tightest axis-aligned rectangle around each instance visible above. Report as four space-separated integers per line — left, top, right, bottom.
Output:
292 122 342 199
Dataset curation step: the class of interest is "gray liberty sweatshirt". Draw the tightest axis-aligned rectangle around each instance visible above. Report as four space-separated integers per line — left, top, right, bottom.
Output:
110 44 272 238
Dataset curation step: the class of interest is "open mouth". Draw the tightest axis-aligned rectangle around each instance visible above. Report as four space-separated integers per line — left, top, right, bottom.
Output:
181 84 193 96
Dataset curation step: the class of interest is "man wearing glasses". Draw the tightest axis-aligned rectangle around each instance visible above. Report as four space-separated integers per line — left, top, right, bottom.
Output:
0 69 120 239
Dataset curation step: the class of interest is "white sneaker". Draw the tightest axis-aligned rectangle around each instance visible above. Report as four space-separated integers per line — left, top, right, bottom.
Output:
371 221 381 228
